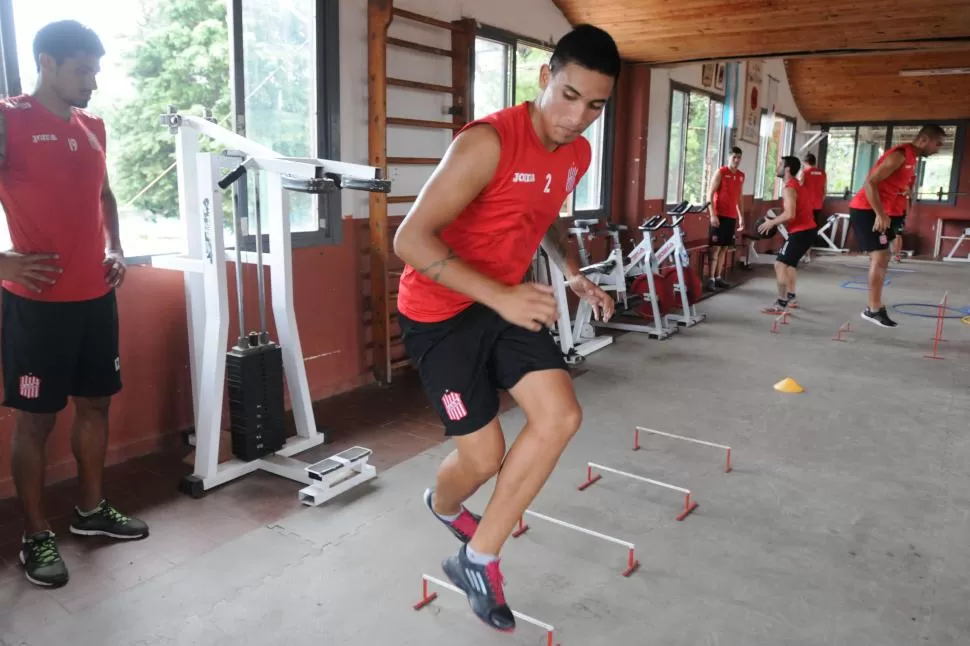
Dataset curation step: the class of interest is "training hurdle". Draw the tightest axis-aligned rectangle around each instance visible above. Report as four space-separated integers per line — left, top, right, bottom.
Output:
511 508 640 577
925 291 949 361
771 310 791 334
578 462 698 521
632 426 732 473
832 320 853 342
413 574 560 646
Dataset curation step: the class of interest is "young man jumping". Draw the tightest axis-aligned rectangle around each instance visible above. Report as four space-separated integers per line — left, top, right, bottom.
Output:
393 25 619 633
757 156 817 313
706 146 745 290
848 125 945 328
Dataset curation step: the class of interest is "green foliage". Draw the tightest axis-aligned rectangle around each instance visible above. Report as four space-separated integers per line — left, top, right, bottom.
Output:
514 44 549 104
109 0 231 221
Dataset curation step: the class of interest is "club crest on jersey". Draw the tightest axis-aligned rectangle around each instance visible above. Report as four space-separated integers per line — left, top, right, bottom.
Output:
565 165 578 192
68 138 78 152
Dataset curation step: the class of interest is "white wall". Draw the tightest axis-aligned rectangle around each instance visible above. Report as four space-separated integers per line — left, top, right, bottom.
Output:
644 58 811 201
339 0 572 219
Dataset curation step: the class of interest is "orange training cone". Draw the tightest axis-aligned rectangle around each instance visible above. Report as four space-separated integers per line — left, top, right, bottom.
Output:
773 377 804 393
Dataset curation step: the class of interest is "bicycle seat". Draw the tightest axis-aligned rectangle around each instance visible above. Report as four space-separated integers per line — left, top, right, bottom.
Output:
580 258 617 276
604 223 628 232
574 218 600 227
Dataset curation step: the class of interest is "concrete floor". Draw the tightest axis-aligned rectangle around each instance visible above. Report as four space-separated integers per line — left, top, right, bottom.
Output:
2 255 968 646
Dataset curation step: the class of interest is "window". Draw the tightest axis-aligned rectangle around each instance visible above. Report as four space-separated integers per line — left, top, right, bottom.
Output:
665 86 724 205
0 0 340 261
824 126 858 198
754 112 795 200
820 123 964 203
472 26 613 216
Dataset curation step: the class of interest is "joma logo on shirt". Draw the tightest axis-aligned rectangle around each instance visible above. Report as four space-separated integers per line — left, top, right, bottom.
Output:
32 134 58 143
512 172 536 183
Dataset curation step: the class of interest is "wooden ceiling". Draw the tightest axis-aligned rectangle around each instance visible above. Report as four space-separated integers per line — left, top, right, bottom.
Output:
552 0 970 122
551 0 970 65
786 52 970 123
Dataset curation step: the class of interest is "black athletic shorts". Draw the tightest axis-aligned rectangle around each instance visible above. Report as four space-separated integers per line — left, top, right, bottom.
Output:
1 288 122 413
399 303 567 436
849 208 895 252
776 229 818 268
890 214 906 235
709 216 737 247
813 209 826 228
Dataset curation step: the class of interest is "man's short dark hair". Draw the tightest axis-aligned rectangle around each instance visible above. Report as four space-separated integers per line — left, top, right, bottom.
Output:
781 155 801 177
33 20 104 70
730 146 743 156
803 152 817 165
917 124 946 140
549 24 621 81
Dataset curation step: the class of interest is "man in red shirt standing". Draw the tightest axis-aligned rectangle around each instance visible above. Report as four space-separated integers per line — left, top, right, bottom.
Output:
757 156 818 313
394 25 618 633
848 125 945 327
0 21 148 590
799 152 827 227
706 146 745 290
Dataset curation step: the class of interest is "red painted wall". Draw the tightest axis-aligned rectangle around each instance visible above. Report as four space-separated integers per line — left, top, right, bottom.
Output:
0 218 375 499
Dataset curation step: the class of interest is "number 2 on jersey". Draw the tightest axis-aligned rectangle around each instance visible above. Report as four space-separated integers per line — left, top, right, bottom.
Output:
543 173 552 193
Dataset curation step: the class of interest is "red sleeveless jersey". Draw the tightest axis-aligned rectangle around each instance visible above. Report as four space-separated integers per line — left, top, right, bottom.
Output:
786 178 817 234
0 96 110 302
397 102 592 323
713 166 744 218
849 143 917 216
800 166 826 210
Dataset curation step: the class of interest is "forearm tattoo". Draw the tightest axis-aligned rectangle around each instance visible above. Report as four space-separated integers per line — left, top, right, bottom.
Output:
418 247 458 282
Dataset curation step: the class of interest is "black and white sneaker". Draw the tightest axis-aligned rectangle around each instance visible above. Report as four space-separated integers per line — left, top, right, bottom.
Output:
441 544 515 633
861 306 897 328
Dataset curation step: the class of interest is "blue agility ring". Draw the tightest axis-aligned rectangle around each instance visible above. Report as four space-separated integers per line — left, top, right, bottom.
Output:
841 275 889 290
891 303 968 319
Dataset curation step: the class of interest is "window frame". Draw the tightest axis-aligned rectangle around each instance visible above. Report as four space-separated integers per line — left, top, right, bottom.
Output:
754 109 796 201
471 24 615 220
0 0 341 265
663 81 726 209
818 120 967 206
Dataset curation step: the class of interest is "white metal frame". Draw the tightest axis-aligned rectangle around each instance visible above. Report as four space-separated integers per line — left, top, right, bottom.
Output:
152 110 382 504
812 212 851 254
934 218 970 262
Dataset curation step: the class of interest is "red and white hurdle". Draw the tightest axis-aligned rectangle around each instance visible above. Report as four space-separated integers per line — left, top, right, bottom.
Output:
511 508 640 577
832 320 853 342
578 462 698 521
632 426 732 473
413 574 560 646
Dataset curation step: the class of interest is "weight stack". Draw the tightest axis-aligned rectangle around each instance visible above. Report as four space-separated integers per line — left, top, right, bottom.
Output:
226 340 287 461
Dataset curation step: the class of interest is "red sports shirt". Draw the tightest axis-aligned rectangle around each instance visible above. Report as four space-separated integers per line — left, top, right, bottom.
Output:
0 96 110 302
849 143 917 216
713 166 744 219
397 102 592 323
785 178 817 234
800 166 827 210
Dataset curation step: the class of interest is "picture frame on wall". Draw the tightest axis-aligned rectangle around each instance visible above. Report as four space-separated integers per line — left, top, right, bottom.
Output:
701 63 714 88
714 63 726 92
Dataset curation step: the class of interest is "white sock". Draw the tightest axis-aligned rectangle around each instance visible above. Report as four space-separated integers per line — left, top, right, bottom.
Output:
436 509 460 522
77 500 104 517
466 544 498 565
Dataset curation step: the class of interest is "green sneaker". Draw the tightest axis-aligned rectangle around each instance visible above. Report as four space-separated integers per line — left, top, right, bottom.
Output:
20 530 69 588
69 500 150 540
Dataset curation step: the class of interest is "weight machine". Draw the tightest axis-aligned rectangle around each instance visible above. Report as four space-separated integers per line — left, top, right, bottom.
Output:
153 107 390 504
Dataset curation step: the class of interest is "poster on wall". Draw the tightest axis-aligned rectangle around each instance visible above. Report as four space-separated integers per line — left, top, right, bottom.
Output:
740 60 763 145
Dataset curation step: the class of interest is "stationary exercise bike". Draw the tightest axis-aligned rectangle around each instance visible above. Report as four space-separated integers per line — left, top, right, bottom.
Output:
594 202 706 339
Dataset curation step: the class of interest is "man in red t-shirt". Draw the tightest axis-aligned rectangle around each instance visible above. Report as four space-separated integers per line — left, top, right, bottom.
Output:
848 125 945 328
394 25 619 632
706 146 745 290
0 21 148 589
757 156 818 313
799 152 827 227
